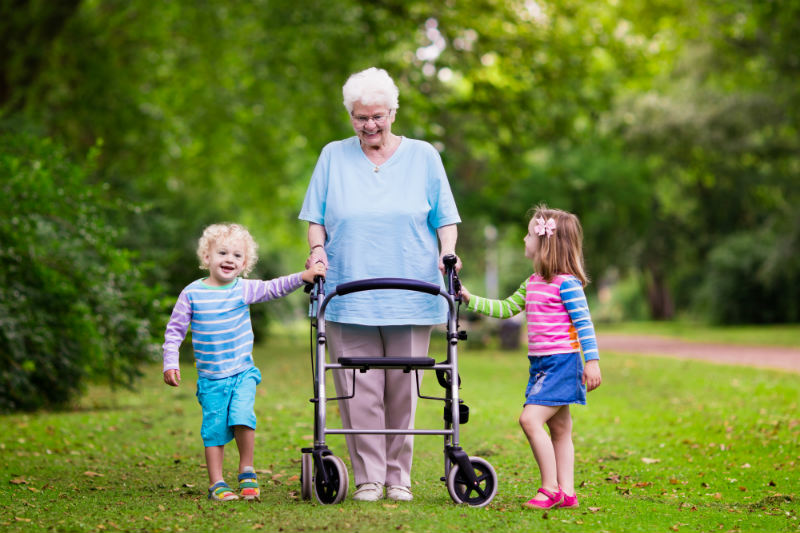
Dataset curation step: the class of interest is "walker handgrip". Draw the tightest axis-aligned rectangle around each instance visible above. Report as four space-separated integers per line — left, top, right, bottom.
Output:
335 278 442 296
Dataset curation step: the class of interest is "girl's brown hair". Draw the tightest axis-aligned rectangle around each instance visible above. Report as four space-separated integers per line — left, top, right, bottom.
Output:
529 204 589 286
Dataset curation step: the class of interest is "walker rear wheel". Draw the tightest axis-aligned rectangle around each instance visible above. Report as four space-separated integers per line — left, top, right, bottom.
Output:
313 455 349 505
300 452 312 500
446 456 498 507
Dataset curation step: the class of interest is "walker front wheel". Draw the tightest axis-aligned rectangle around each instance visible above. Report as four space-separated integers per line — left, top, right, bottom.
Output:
313 455 349 505
300 452 312 500
446 456 498 507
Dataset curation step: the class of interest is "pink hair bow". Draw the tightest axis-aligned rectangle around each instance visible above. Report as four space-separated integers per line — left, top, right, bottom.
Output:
534 217 556 237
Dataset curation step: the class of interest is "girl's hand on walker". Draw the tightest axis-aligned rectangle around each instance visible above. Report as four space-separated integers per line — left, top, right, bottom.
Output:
302 262 327 283
583 360 602 391
164 369 181 387
459 285 471 304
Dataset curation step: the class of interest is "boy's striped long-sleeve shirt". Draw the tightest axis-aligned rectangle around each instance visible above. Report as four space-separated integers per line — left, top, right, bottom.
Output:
162 274 304 379
466 273 599 361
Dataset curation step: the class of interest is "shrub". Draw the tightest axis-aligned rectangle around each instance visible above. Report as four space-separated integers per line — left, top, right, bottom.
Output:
0 128 164 411
697 230 800 324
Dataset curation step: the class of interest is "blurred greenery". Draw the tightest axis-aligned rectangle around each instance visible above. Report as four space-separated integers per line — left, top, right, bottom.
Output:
1 0 798 408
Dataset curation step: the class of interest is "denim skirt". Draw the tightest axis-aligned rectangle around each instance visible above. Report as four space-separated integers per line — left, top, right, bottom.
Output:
524 352 586 406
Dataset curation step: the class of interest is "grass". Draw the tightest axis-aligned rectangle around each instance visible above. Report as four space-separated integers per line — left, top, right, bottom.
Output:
595 321 800 348
2 330 799 533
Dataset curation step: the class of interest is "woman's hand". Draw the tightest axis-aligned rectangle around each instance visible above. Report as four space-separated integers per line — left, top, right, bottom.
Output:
302 261 327 283
582 360 602 392
306 223 328 268
438 251 462 275
164 369 181 387
306 246 328 269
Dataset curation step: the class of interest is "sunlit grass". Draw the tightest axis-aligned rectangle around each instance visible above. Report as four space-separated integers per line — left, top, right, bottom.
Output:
1 331 798 532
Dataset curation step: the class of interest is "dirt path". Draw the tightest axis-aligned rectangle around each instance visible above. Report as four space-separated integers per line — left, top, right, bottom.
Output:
596 333 800 374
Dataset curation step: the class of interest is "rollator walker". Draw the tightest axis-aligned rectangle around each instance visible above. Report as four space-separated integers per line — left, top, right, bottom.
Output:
299 255 498 507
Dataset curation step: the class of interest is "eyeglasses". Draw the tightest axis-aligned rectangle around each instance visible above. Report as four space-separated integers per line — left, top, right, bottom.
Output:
351 113 390 126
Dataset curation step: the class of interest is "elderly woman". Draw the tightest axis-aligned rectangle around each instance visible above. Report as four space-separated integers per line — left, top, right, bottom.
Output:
298 67 461 502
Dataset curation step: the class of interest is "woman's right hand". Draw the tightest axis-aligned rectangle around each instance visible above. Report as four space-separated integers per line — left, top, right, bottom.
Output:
306 246 328 269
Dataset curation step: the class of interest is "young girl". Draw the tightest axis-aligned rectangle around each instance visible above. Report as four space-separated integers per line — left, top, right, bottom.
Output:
461 205 601 510
162 223 326 501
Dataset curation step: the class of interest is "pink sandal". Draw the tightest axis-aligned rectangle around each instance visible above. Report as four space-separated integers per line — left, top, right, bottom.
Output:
559 490 579 508
523 487 563 509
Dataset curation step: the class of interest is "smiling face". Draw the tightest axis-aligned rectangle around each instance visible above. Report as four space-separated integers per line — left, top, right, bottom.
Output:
350 101 395 149
204 238 247 286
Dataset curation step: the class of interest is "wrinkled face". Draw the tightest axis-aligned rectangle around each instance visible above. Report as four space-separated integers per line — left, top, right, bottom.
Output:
350 101 395 148
204 238 246 286
524 218 540 260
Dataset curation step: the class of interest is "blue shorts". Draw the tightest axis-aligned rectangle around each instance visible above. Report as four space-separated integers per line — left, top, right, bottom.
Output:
524 353 586 406
196 366 262 447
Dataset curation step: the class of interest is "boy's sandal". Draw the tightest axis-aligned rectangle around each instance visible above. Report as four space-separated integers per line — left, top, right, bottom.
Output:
523 487 563 509
238 471 260 501
208 481 239 501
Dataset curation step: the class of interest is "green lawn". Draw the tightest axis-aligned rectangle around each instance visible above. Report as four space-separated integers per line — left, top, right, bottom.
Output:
596 321 800 348
2 332 798 532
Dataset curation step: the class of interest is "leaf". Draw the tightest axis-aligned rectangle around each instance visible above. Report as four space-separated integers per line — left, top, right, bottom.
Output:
287 475 299 482
642 457 660 464
84 471 104 477
9 478 27 485
588 507 601 513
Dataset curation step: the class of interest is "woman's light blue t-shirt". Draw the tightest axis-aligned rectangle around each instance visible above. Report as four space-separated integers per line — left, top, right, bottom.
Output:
298 136 461 325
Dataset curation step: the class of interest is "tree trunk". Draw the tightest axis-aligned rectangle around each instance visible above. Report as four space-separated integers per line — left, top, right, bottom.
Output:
645 266 674 320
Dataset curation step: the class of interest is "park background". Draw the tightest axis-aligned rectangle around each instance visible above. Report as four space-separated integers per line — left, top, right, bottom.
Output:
1 1 798 531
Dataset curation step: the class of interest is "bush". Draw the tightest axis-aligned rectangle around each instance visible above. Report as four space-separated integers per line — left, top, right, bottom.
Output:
697 230 800 324
0 128 164 411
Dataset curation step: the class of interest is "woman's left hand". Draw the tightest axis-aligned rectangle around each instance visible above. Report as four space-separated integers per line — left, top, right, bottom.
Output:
438 252 462 274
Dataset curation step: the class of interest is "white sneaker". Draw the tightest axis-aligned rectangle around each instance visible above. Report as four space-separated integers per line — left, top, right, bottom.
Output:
386 485 413 501
352 482 384 501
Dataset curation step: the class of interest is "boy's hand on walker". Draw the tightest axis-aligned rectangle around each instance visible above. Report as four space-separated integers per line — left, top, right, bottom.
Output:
582 360 601 391
164 369 181 387
302 262 327 283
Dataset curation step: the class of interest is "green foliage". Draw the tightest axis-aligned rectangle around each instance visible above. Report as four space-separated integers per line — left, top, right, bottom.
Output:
1 0 799 415
0 126 163 411
698 230 800 324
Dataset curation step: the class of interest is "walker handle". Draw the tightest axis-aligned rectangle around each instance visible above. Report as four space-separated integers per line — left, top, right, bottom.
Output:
334 277 441 296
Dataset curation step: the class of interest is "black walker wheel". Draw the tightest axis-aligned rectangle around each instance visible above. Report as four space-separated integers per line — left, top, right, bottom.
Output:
446 456 498 507
313 455 349 504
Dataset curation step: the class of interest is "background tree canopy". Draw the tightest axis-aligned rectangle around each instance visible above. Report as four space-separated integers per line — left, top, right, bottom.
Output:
2 0 798 409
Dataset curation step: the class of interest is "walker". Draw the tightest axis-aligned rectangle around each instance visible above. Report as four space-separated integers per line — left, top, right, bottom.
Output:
299 255 498 507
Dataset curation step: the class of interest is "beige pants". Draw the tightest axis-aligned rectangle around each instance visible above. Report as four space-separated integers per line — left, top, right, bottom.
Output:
326 322 433 487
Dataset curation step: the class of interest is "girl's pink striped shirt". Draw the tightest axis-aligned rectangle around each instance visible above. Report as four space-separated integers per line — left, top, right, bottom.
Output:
526 274 582 356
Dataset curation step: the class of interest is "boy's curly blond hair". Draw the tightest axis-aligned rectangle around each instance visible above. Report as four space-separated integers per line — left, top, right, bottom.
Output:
196 223 258 277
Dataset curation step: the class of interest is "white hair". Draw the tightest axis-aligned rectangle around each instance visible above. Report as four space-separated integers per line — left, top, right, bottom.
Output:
342 67 400 113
